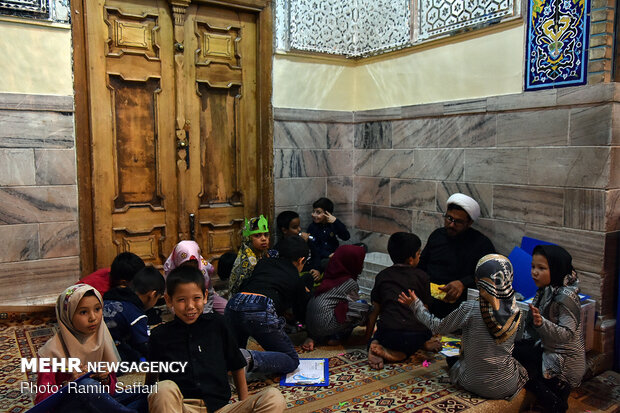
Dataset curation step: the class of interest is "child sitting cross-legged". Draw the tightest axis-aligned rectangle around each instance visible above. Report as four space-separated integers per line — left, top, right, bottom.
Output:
147 266 285 413
103 266 165 362
35 284 139 412
365 232 438 369
398 254 528 400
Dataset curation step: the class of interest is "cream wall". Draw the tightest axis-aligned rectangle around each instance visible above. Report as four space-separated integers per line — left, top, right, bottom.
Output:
273 24 525 111
0 19 73 96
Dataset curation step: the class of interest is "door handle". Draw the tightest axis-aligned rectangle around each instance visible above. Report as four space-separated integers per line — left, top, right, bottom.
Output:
177 129 190 169
189 213 195 240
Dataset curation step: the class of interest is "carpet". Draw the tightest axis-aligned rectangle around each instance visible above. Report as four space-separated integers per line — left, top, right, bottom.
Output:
3 315 620 413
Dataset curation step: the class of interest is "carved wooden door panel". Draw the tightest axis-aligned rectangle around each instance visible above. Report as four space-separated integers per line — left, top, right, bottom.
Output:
179 4 260 260
85 0 265 268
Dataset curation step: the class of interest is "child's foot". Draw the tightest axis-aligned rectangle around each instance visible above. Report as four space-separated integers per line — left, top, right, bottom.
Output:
302 337 315 351
326 339 342 346
370 341 406 363
423 336 442 352
368 341 384 369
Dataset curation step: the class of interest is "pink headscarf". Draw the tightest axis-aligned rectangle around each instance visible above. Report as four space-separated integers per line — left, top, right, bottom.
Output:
164 241 214 287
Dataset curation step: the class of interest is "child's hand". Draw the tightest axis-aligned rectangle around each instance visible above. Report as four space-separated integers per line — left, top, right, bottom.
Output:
529 304 543 327
69 364 88 382
324 211 337 224
299 232 310 241
398 289 418 307
310 269 321 281
91 370 111 385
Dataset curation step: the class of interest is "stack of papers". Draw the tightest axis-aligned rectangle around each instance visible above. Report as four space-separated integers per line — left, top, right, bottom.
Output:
439 336 461 357
280 358 329 386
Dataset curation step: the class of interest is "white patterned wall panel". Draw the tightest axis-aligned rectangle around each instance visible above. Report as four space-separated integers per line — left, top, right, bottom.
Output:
275 0 520 57
0 0 70 22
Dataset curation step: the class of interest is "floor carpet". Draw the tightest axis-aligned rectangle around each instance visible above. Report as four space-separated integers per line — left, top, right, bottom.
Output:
2 315 619 413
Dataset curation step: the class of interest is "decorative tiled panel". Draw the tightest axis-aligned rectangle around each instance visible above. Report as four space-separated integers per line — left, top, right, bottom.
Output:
416 0 519 41
0 0 70 23
525 0 590 90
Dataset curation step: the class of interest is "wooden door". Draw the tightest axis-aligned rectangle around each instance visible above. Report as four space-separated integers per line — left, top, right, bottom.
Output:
81 0 272 270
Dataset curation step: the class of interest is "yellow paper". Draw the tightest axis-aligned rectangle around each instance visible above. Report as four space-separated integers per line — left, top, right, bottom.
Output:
430 283 447 300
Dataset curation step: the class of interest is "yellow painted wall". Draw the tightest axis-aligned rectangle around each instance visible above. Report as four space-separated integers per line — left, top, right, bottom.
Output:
273 24 525 111
0 20 73 96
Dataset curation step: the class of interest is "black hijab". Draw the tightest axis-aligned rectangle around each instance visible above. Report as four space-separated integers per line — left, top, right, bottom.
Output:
532 244 573 287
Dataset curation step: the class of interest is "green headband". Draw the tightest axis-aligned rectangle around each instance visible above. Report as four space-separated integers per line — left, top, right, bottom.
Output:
243 215 269 237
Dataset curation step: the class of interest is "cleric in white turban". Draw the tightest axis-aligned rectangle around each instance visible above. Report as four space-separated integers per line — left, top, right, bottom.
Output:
417 193 496 318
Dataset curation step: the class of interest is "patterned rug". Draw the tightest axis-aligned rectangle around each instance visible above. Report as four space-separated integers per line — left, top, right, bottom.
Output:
2 315 620 413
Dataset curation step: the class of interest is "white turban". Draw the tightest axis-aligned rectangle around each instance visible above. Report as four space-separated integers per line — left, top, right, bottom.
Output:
446 193 480 221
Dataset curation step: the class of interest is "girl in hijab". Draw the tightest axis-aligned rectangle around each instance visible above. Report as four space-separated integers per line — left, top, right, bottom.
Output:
228 215 277 296
514 245 585 412
398 254 527 400
35 284 138 412
164 240 227 314
303 245 371 351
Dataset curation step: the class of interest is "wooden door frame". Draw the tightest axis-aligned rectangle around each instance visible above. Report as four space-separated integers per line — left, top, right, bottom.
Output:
72 0 274 275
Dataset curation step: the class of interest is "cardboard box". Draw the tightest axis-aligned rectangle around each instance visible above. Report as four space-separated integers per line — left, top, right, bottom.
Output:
467 288 595 351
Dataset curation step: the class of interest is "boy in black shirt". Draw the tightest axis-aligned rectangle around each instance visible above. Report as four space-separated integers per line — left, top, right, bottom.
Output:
225 236 311 376
365 232 437 370
147 266 284 413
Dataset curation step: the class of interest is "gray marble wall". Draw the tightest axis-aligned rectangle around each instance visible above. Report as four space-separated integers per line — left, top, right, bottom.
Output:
274 83 620 317
0 93 80 306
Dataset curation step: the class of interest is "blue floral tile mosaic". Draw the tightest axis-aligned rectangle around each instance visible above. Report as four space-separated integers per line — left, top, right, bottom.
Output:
525 0 590 90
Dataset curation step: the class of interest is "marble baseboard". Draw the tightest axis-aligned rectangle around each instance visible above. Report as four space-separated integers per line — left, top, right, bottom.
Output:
0 257 80 304
273 107 354 123
0 93 74 112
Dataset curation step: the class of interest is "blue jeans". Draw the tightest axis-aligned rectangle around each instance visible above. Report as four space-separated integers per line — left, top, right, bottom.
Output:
225 293 299 375
56 377 142 413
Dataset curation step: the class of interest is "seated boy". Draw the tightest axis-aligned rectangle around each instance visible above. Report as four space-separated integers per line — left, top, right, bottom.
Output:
80 252 145 296
147 266 285 413
216 251 237 281
275 210 320 281
103 266 164 362
307 198 350 270
225 236 311 376
365 232 438 369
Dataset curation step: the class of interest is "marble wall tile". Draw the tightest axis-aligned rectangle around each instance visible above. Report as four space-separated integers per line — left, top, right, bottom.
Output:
528 147 610 188
605 189 620 231
354 122 392 149
436 182 493 218
392 118 441 148
274 177 325 207
440 114 496 148
564 189 606 231
612 103 620 145
0 93 74 112
0 149 35 186
443 98 487 114
556 82 615 105
494 185 564 226
334 203 354 229
413 210 444 244
464 148 528 184
0 224 39 262
35 149 77 185
273 121 328 149
577 271 602 312
371 206 413 234
610 147 620 189
273 149 301 178
354 177 390 205
399 102 445 119
39 221 79 259
413 149 464 181
353 229 389 254
327 176 353 205
0 186 77 224
487 89 557 111
475 219 526 256
372 150 415 178
390 179 436 210
354 203 372 231
274 149 353 178
0 110 74 148
297 204 315 231
0 257 80 304
354 149 374 176
353 107 403 122
524 224 605 273
327 123 355 149
273 108 354 123
569 105 612 146
496 109 569 146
